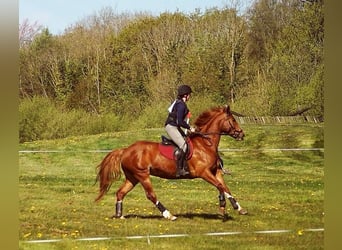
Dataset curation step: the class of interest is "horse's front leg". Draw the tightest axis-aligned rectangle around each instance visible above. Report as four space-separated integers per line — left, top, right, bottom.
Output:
218 192 226 217
224 192 247 215
215 170 248 215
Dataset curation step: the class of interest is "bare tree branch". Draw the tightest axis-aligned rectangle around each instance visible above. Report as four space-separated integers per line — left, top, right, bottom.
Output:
19 18 43 47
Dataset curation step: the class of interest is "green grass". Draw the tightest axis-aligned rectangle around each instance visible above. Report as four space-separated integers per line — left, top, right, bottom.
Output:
19 124 324 249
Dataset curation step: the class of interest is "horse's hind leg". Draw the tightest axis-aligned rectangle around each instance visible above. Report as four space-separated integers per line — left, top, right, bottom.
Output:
138 176 177 221
114 175 138 218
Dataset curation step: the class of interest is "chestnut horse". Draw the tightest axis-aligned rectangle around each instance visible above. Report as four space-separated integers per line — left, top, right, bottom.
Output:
95 106 247 220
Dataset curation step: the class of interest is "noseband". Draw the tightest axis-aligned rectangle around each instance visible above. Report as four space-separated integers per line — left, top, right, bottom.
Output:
226 119 243 139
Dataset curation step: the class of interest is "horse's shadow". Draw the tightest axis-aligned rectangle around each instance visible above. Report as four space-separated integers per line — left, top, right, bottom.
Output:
115 213 234 222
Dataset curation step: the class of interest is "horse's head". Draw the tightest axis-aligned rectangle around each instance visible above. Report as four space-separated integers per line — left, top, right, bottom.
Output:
221 106 244 141
194 106 244 141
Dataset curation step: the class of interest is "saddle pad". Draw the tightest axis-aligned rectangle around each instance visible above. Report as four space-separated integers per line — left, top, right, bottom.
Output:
158 138 193 160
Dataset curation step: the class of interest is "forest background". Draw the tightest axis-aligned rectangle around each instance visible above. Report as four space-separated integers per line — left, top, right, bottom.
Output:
18 0 324 143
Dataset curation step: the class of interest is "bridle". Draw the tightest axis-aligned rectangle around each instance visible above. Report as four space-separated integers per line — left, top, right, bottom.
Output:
193 118 242 137
190 118 243 146
225 118 244 139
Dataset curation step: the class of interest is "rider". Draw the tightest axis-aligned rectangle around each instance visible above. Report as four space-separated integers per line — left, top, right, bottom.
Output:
165 84 195 177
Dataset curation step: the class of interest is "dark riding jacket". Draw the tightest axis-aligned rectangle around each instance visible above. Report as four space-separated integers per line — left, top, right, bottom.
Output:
165 99 191 130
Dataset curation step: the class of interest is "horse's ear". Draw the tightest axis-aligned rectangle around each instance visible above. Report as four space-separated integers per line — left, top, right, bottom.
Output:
225 105 231 114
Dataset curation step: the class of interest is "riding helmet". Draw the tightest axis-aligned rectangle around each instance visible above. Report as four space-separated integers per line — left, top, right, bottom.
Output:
177 84 193 96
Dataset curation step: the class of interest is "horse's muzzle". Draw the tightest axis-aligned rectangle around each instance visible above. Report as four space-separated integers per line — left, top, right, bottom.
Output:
234 131 244 141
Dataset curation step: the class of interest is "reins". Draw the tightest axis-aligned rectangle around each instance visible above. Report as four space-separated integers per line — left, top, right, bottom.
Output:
190 131 229 137
198 132 229 136
189 131 229 147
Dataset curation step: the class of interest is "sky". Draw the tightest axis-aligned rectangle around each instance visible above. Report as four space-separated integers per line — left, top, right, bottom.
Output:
19 0 254 35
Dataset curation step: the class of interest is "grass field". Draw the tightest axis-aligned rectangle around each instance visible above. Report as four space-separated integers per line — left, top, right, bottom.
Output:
19 124 324 249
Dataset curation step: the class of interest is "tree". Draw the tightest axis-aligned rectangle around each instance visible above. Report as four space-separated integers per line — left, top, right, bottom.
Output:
18 2 324 121
19 18 43 48
136 12 193 101
268 0 324 115
19 28 61 98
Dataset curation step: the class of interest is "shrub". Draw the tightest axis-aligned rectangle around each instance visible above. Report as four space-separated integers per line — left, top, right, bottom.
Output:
19 94 230 142
19 97 126 142
19 97 57 142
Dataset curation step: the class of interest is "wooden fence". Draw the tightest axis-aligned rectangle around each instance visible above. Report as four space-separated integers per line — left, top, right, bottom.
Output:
235 116 323 124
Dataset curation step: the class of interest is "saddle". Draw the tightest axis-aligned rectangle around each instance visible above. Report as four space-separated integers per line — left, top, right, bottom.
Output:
158 136 193 160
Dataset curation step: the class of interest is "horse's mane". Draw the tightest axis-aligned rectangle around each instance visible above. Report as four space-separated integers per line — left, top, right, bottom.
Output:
194 107 224 129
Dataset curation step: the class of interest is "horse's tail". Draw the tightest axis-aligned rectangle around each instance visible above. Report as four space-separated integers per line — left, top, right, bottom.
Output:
95 148 125 202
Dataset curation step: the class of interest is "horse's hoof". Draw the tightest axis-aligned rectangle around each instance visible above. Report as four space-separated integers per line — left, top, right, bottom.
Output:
239 209 248 215
111 215 125 219
170 215 177 221
164 214 177 221
219 207 225 216
162 210 177 220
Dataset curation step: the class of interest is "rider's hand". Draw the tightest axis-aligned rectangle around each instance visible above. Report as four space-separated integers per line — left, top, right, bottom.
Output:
189 127 196 133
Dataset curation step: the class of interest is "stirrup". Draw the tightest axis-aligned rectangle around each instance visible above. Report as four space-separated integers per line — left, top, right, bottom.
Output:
176 168 189 177
176 161 189 177
177 162 190 177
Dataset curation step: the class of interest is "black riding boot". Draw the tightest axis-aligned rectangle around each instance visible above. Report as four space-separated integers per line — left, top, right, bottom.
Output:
176 150 189 177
